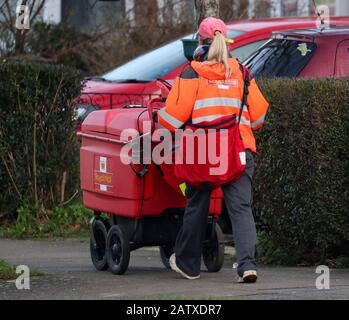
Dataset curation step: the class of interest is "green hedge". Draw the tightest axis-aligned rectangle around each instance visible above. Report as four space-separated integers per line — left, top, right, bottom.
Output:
0 60 82 218
255 78 349 265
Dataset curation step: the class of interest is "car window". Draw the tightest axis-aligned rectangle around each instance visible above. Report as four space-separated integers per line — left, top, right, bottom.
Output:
102 29 246 82
244 39 317 78
230 40 268 62
227 29 246 39
103 36 192 82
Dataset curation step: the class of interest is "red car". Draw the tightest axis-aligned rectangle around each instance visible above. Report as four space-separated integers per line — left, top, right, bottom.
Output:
244 27 349 78
77 17 349 122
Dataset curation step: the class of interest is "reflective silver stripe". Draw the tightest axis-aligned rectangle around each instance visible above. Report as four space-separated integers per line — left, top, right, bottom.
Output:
158 109 184 129
192 114 228 124
194 98 246 111
237 116 251 127
251 114 266 129
192 114 252 126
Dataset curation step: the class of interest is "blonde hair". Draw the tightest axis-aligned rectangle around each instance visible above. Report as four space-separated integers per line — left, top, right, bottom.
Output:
204 31 230 79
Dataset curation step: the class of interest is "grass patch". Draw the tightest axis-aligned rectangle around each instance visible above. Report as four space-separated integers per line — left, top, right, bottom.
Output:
224 254 236 262
0 202 96 240
325 257 349 269
0 260 44 280
0 260 16 280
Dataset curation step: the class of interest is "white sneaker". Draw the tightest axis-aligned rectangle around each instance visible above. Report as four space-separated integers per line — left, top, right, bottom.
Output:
169 254 200 280
238 270 258 283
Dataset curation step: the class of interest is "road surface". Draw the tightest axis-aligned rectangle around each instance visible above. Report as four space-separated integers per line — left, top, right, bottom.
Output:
0 239 348 300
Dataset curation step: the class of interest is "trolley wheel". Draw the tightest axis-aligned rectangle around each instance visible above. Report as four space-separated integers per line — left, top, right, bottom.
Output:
90 219 109 271
106 225 130 275
203 223 225 273
159 245 174 269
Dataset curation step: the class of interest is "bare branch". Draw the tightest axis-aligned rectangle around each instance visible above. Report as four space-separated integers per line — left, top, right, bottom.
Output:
30 0 46 23
0 0 15 33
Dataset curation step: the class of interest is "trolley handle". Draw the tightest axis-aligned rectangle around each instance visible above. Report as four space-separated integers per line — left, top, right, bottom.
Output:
148 80 171 131
147 97 165 132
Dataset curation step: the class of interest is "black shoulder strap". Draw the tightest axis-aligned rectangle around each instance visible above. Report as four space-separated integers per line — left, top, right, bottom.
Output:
238 63 251 125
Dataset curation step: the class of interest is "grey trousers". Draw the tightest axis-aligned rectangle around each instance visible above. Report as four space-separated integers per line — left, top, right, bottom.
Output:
175 150 257 277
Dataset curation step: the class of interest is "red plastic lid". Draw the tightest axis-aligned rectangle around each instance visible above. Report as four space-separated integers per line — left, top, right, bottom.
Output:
82 108 151 137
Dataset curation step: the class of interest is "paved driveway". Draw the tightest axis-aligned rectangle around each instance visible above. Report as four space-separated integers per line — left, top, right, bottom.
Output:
0 239 348 300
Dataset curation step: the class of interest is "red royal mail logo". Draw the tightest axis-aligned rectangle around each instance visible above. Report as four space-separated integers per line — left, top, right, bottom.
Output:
95 172 113 185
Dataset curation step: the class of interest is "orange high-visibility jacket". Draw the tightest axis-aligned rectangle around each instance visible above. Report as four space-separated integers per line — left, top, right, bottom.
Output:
158 58 269 153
